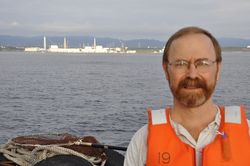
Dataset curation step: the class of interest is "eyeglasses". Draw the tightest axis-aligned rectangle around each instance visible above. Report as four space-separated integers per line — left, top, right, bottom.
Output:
168 60 217 73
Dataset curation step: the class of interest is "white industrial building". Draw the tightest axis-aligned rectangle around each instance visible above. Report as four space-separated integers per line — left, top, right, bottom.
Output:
24 36 134 53
81 45 109 53
48 45 81 53
126 50 136 53
25 47 40 52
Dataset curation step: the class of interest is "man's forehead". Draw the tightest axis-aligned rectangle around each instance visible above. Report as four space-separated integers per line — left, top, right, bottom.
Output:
168 33 216 61
171 33 213 47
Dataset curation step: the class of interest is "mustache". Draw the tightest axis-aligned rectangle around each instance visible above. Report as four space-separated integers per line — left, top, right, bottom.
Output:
178 77 208 90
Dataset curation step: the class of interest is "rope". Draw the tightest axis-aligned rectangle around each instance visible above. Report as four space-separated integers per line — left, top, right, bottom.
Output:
0 160 15 166
213 129 225 136
0 142 102 166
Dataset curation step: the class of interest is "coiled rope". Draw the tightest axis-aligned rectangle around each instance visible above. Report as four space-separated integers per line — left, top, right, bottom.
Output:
0 140 102 166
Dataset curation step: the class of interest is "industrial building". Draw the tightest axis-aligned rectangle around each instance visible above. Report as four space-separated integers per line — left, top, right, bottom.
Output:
25 37 134 53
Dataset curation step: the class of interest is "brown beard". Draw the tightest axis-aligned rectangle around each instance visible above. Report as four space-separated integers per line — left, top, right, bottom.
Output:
170 77 216 107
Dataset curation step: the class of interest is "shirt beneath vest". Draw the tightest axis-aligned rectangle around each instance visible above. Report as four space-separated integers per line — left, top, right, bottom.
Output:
124 105 250 166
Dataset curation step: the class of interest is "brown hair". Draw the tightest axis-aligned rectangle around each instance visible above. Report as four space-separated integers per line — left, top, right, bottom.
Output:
162 27 222 63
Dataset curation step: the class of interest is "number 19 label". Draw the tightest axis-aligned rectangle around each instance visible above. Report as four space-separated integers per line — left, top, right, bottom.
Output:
158 152 170 164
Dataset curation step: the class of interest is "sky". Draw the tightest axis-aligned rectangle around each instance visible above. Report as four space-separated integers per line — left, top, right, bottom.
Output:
1 0 250 41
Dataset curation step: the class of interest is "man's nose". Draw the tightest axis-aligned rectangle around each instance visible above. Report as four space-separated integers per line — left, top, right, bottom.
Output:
186 64 199 79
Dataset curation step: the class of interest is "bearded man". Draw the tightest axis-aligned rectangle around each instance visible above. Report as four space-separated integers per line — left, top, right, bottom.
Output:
124 27 250 166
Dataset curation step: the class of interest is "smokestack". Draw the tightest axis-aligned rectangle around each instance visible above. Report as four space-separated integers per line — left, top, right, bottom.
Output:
94 38 96 49
64 37 66 49
44 36 46 51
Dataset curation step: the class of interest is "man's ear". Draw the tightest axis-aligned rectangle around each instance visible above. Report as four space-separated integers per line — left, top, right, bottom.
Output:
216 61 222 81
162 62 169 80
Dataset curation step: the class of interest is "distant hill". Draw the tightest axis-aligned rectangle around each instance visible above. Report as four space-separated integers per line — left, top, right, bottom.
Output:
0 35 166 48
0 35 249 48
217 37 250 47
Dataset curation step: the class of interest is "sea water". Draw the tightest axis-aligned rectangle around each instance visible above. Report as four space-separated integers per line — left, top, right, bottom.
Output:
0 52 250 151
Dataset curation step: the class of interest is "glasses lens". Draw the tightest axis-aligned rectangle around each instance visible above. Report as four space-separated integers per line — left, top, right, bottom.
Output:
196 60 214 72
171 61 189 73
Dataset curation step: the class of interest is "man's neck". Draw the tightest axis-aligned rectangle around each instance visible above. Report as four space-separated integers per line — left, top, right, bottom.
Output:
170 99 218 141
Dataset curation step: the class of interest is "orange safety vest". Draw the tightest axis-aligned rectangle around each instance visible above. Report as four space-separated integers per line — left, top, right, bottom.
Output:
146 106 250 166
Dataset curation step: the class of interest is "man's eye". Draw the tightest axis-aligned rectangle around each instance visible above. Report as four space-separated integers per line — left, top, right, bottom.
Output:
178 62 187 66
197 61 209 66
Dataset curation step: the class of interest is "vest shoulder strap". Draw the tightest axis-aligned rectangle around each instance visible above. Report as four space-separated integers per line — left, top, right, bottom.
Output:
151 109 167 125
224 106 241 124
150 106 243 125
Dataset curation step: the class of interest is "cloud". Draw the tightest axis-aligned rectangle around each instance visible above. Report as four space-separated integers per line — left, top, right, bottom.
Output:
0 21 21 30
1 0 250 40
0 21 181 40
11 22 20 26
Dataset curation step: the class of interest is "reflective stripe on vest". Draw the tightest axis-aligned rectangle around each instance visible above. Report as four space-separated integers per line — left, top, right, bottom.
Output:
146 106 250 166
151 109 167 125
224 106 241 124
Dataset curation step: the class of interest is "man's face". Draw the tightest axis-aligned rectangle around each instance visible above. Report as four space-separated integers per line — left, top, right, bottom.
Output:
163 33 221 107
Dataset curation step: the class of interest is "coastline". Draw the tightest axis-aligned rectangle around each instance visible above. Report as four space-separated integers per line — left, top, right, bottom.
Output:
1 46 250 54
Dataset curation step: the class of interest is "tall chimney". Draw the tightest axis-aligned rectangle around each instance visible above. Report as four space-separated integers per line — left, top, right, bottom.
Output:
94 38 96 49
64 37 66 49
44 36 46 51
